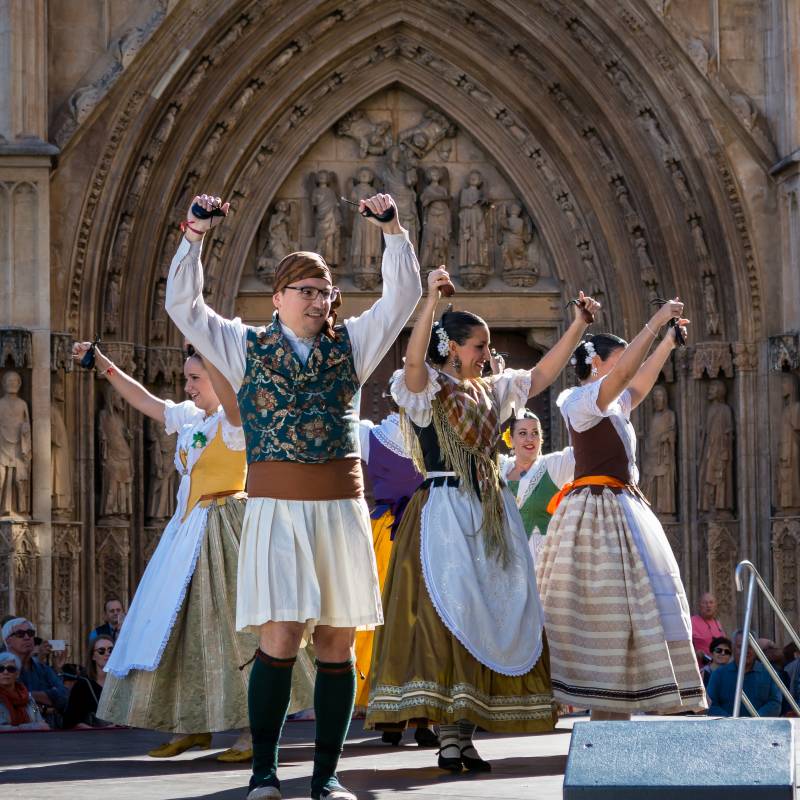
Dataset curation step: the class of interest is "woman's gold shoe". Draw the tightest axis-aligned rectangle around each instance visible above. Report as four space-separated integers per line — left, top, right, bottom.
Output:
216 747 253 763
147 732 213 758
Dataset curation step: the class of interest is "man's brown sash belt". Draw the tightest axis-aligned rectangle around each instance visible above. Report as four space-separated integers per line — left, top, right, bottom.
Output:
246 458 364 501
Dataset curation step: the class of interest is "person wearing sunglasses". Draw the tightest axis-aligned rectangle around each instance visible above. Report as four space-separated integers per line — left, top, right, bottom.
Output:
0 651 48 730
62 637 115 728
167 189 421 800
701 636 732 688
1 618 68 718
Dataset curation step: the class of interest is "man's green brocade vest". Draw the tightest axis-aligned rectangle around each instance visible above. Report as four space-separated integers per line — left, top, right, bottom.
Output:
237 316 360 463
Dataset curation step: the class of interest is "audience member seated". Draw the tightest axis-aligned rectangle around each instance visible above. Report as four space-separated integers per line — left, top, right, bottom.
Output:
707 631 782 717
759 638 792 714
0 652 49 730
58 663 86 694
2 618 69 721
88 597 125 645
62 637 114 729
691 592 725 660
701 636 731 687
0 614 17 654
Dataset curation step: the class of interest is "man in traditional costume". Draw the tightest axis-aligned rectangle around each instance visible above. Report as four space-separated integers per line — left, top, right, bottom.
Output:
166 191 421 800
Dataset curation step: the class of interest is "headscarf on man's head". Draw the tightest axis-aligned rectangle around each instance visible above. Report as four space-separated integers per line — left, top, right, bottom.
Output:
273 251 341 339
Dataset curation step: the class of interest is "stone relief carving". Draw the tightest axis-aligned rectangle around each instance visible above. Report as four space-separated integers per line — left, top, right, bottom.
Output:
98 385 133 519
419 166 452 271
772 519 800 617
692 342 734 379
310 170 342 269
150 279 168 343
0 372 31 517
770 335 800 372
398 109 456 160
641 385 677 515
130 156 153 198
53 525 81 630
50 333 74 373
95 527 130 618
153 103 179 146
458 170 490 289
706 522 738 634
381 147 419 250
0 521 39 623
256 200 299 287
335 110 393 158
497 201 540 287
0 329 33 369
51 376 73 518
147 419 176 521
348 168 383 290
777 373 800 511
145 347 183 386
698 380 735 514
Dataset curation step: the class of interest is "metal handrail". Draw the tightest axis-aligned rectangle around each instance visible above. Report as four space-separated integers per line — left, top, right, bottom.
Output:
732 559 800 717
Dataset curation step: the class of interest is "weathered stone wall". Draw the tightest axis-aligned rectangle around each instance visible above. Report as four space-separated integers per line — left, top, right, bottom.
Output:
0 0 798 650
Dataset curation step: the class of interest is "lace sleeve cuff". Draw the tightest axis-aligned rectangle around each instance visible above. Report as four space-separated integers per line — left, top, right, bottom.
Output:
390 364 440 427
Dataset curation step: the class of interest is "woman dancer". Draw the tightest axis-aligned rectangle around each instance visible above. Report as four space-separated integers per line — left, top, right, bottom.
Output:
500 410 574 561
537 302 707 719
366 269 599 771
355 403 437 748
73 342 314 759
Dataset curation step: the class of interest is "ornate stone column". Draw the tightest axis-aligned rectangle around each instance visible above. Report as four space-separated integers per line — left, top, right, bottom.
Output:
0 0 57 635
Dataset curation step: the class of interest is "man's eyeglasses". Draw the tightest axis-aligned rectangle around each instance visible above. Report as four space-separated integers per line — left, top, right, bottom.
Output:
284 285 339 303
10 629 35 639
0 665 18 673
712 647 731 655
94 647 113 656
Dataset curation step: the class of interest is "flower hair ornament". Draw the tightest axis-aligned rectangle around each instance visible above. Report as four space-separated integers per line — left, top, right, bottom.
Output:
570 339 597 367
435 323 450 358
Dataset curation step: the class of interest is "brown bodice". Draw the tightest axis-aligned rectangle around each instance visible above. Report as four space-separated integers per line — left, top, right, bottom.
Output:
569 417 630 483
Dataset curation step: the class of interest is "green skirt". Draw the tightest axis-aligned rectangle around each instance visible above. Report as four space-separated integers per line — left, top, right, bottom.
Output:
98 496 315 733
365 489 556 733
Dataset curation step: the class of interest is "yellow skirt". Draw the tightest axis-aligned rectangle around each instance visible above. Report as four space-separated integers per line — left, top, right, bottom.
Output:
365 490 556 733
354 509 395 707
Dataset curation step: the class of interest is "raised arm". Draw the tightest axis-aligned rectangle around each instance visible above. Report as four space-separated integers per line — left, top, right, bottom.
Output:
403 269 452 392
72 342 165 423
596 299 684 412
529 292 601 397
344 193 423 384
626 319 689 410
202 353 241 425
165 194 248 390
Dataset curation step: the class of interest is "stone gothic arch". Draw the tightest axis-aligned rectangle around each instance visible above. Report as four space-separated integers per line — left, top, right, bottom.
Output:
3 0 796 645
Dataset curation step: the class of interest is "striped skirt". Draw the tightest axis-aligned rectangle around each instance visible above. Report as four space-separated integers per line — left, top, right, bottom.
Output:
537 487 707 713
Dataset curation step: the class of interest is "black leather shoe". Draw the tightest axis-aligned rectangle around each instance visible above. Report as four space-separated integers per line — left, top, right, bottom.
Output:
437 746 463 772
414 726 439 748
460 746 491 772
381 730 402 746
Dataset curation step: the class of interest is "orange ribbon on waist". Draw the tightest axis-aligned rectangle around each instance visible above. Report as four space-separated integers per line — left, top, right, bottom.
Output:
546 475 627 515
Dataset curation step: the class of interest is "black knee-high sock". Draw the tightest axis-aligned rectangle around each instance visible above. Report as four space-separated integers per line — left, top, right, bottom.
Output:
311 658 356 796
249 649 296 784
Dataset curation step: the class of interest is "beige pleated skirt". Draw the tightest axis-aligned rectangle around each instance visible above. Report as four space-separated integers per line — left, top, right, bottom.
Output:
537 487 707 713
98 497 315 733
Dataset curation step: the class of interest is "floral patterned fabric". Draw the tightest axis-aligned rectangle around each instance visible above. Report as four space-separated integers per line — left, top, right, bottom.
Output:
238 314 360 463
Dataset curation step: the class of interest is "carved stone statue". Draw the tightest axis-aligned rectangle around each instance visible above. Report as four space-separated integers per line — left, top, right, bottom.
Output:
0 371 31 516
98 386 133 518
642 385 676 514
151 279 167 343
398 108 457 160
335 110 393 158
147 418 175 520
104 271 121 334
382 146 419 249
419 166 451 270
311 170 342 269
777 373 800 510
349 167 383 289
458 170 490 288
698 379 735 514
703 274 721 336
256 200 298 286
499 201 538 287
51 377 73 516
